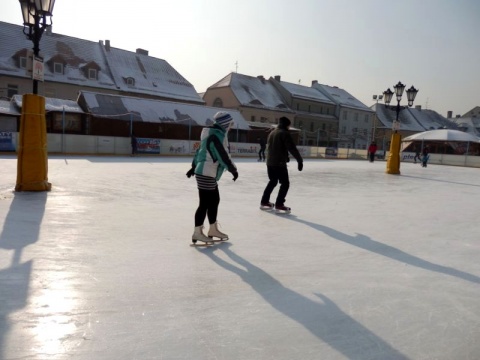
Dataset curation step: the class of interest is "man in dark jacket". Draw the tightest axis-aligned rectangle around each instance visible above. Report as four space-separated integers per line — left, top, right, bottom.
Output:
260 117 303 212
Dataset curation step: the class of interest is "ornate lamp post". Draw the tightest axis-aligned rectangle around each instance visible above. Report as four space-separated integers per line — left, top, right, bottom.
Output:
383 82 418 174
15 0 55 191
19 0 55 94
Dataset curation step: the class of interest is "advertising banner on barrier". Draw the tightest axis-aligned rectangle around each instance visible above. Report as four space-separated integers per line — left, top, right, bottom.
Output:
138 138 161 154
0 132 15 151
325 147 338 158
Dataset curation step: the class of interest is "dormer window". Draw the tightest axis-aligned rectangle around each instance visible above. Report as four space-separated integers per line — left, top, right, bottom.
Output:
20 57 27 69
126 77 135 86
213 98 223 107
88 68 97 80
54 62 64 74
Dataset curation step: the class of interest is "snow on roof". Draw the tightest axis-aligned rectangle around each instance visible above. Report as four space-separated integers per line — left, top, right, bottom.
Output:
0 21 117 90
374 103 457 132
0 21 203 104
78 91 251 130
313 83 372 112
103 47 204 104
0 99 20 116
278 81 335 104
12 95 84 113
211 73 293 111
453 117 480 136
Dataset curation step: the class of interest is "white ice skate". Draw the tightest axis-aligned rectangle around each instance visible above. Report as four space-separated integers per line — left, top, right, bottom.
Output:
207 222 229 241
192 226 212 245
260 202 274 211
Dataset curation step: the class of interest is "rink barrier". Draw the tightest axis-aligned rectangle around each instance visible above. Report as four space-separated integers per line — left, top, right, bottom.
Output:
1 133 480 168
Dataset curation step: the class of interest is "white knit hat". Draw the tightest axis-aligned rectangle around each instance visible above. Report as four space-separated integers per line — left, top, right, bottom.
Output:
214 111 234 130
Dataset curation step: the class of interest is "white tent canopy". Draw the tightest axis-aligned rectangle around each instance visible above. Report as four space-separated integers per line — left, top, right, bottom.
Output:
403 129 480 142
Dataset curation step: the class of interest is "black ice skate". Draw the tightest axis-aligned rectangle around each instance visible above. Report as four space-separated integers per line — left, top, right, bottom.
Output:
275 204 291 214
260 202 274 210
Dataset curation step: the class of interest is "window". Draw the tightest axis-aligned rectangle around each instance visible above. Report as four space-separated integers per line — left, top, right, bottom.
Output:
343 111 348 120
364 114 369 123
310 122 314 132
54 62 63 74
251 115 256 122
260 117 268 123
20 57 27 69
88 68 97 80
213 98 223 107
322 123 326 130
341 126 346 134
308 105 311 112
126 77 135 86
7 84 18 98
354 113 359 122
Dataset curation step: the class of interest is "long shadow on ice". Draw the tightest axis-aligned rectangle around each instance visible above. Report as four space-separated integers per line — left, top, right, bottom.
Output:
201 243 409 360
0 192 46 359
286 215 480 285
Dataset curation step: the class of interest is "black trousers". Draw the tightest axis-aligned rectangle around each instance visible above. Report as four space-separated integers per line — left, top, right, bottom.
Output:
261 166 289 206
259 147 266 160
195 187 220 227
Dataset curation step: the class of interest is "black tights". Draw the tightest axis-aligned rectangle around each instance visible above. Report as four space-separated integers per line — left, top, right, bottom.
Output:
195 187 220 227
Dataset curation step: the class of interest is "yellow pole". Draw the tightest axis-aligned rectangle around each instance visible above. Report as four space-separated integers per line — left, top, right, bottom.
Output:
15 93 51 191
386 132 401 175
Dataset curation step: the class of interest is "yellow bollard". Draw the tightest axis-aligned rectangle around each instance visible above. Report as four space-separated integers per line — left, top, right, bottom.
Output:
386 133 402 175
15 94 52 191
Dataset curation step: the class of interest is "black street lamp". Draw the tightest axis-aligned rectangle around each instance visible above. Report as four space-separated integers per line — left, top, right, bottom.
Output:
383 81 418 174
19 0 55 94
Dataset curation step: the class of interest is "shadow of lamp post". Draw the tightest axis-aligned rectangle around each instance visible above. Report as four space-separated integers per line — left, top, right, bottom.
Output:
383 82 418 175
15 0 55 191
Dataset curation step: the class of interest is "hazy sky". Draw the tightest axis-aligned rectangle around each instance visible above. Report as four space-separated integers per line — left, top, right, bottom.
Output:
2 0 479 117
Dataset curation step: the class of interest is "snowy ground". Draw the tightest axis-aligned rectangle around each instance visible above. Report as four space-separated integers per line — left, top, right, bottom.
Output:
0 155 479 360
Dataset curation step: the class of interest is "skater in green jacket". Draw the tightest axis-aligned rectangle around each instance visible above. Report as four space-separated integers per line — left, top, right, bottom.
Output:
186 112 238 244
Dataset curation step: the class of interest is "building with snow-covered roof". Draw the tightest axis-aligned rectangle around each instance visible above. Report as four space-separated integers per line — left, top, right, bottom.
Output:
0 21 203 105
462 106 480 118
77 91 250 141
203 73 294 127
312 81 374 149
269 76 337 146
372 103 458 151
453 117 480 137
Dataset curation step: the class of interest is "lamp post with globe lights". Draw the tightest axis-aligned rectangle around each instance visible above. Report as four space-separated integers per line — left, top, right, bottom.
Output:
15 0 56 191
383 82 418 175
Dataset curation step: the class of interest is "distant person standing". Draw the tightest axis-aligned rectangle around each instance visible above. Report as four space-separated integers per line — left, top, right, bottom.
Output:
421 145 430 167
368 141 377 162
260 117 303 213
257 137 266 162
413 145 421 163
131 134 137 156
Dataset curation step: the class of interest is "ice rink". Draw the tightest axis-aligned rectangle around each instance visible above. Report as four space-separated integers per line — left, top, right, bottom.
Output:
1 155 479 360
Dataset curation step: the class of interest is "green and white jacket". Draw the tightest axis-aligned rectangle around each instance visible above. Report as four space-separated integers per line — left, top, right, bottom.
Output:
193 124 236 180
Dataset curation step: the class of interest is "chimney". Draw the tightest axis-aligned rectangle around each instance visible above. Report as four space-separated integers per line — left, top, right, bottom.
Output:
447 111 452 118
312 80 318 86
105 40 111 51
274 75 281 81
415 105 422 110
257 75 265 83
136 48 149 56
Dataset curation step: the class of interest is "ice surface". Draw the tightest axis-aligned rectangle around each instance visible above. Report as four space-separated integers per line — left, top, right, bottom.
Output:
1 156 479 359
